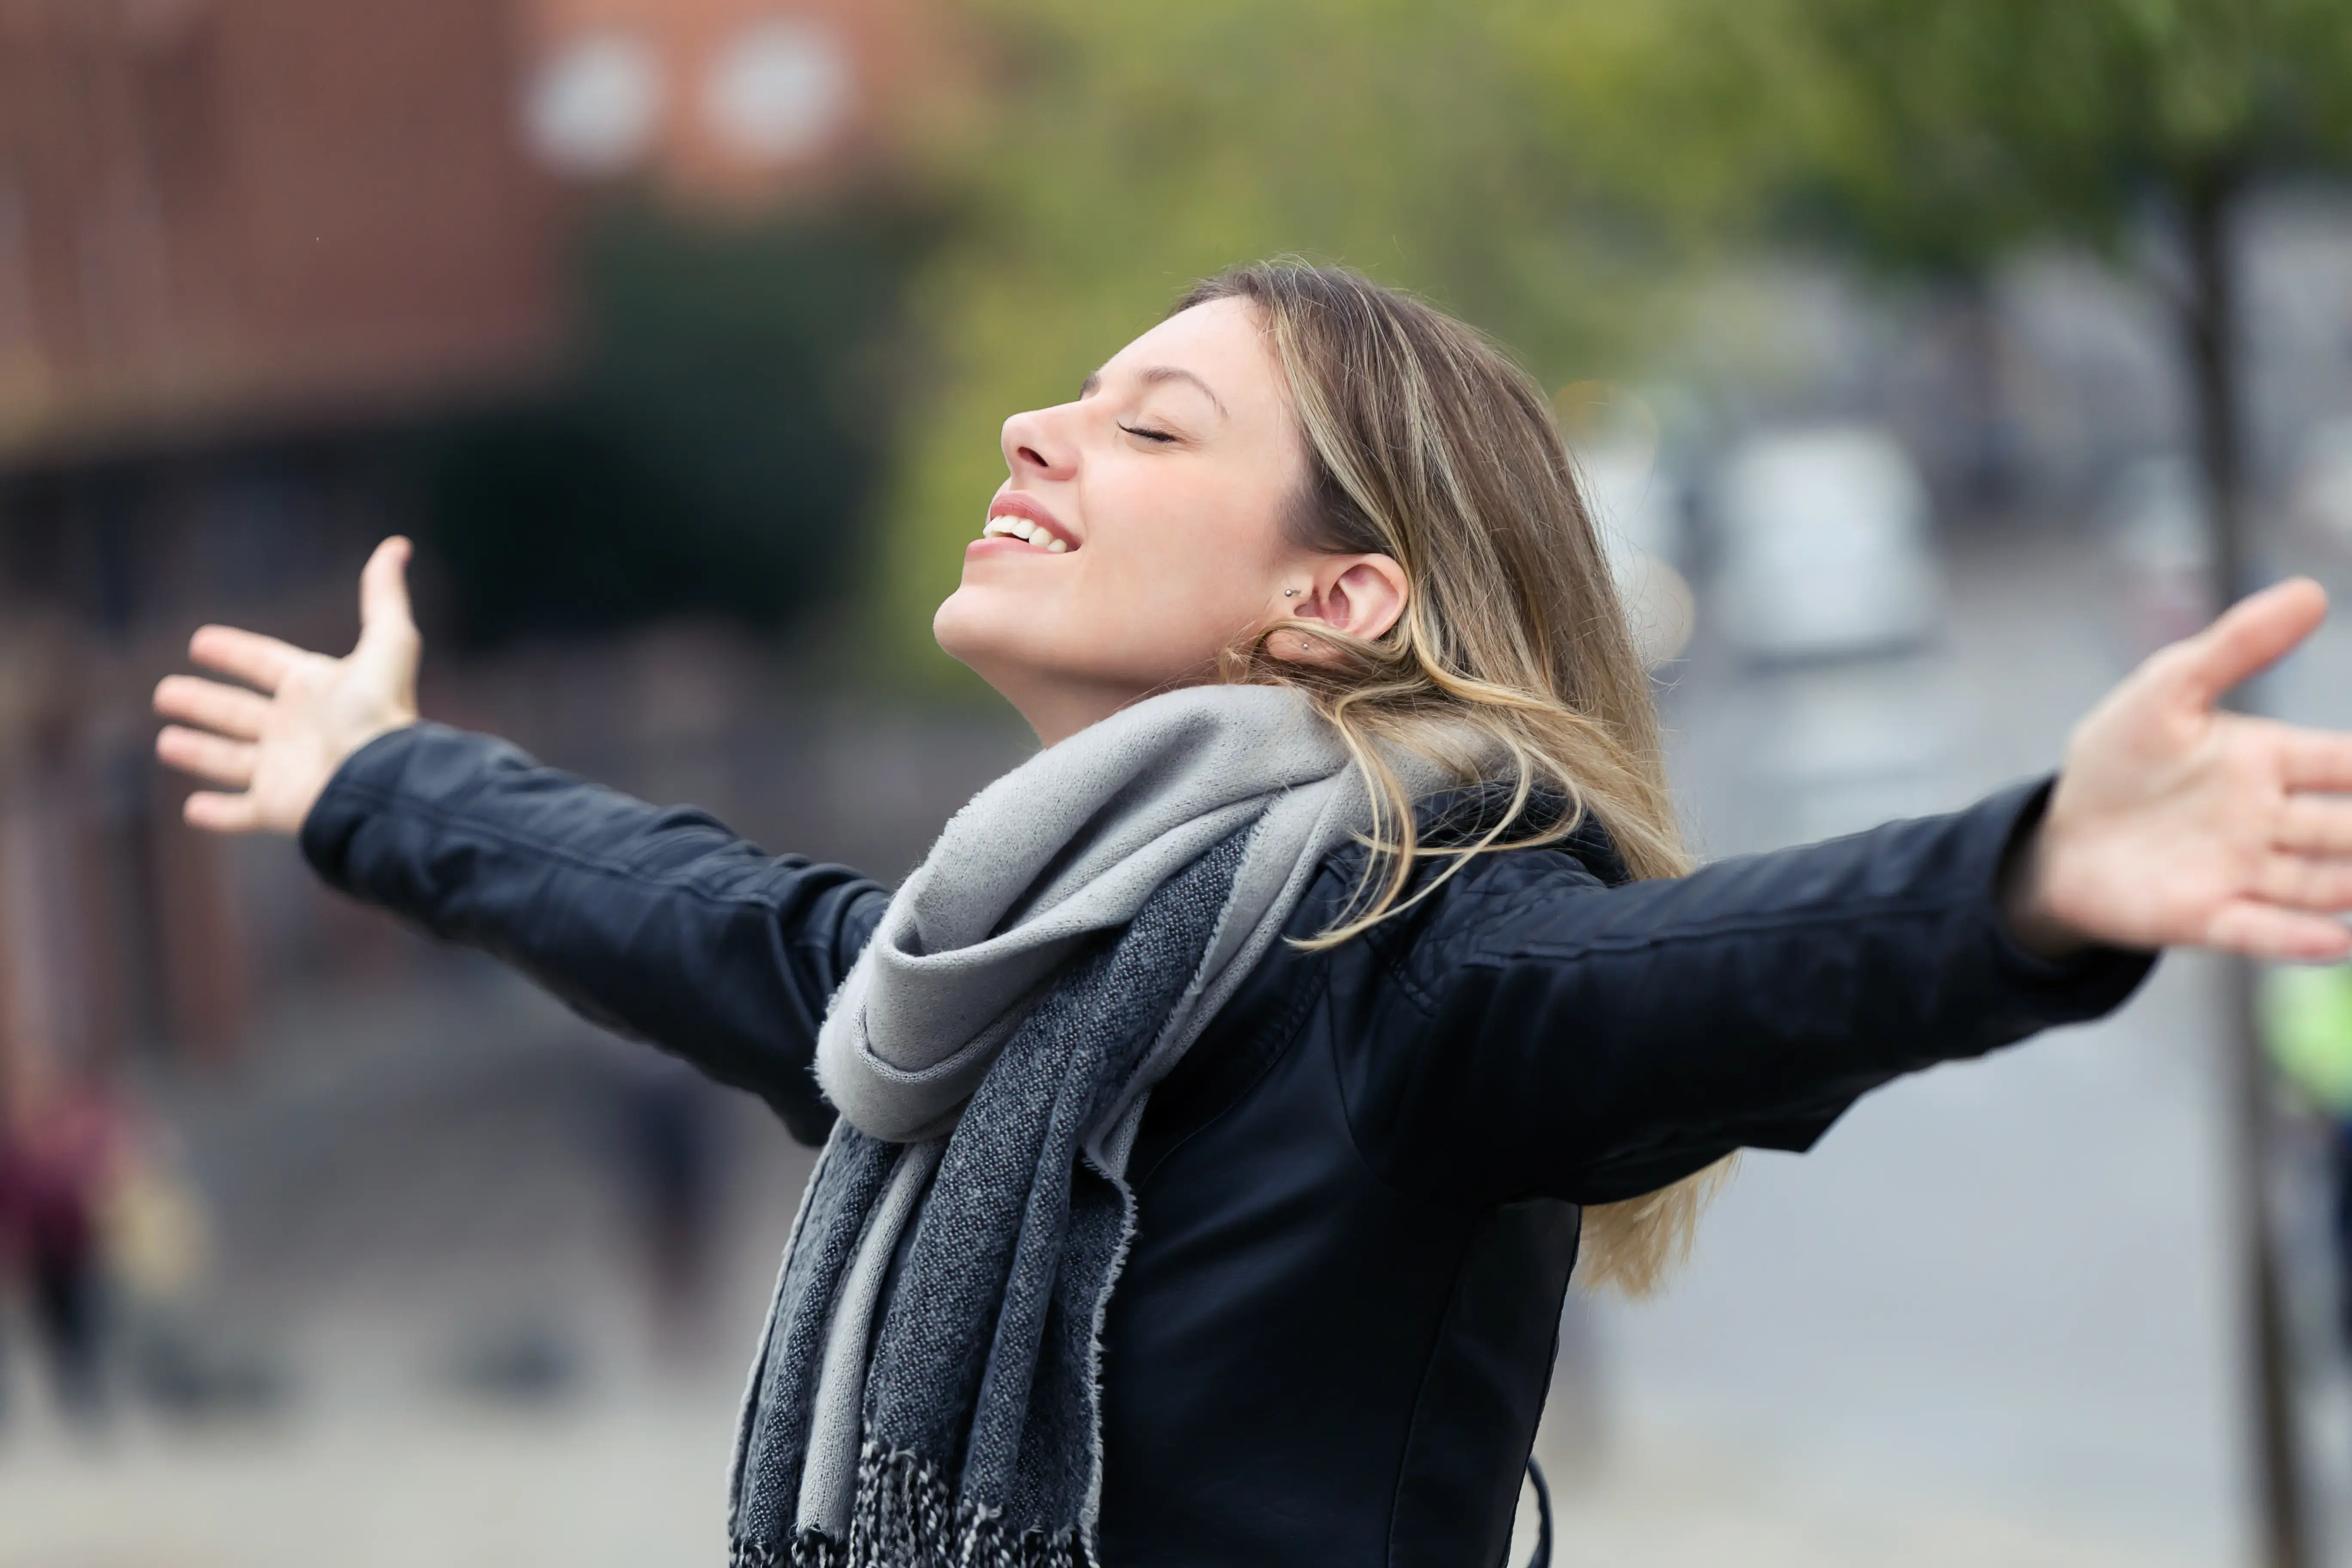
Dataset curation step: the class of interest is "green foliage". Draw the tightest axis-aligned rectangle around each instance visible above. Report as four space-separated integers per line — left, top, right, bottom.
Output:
1708 0 2352 270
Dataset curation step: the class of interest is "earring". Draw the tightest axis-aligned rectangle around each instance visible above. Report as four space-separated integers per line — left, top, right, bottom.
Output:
1283 588 1301 598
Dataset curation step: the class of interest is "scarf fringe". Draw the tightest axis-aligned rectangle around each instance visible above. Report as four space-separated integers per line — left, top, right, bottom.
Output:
736 1443 1090 1568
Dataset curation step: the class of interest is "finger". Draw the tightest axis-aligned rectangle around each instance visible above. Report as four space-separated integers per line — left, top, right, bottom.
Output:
153 674 272 740
356 536 418 655
2275 794 2352 856
2174 577 2328 708
2255 851 2352 912
2278 726 2352 791
155 725 256 790
182 790 261 835
2206 900 2352 962
188 625 306 693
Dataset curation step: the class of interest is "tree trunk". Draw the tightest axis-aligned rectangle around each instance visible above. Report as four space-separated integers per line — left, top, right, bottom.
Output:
2181 171 2311 1568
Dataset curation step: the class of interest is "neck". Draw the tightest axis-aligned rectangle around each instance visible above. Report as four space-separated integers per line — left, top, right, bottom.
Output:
992 673 1155 748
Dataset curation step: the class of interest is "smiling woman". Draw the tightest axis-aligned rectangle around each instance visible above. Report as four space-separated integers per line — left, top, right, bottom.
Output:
151 260 2352 1568
936 292 1405 749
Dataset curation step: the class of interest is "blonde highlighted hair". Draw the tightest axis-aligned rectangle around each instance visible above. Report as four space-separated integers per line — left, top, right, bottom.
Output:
1182 260 1727 1296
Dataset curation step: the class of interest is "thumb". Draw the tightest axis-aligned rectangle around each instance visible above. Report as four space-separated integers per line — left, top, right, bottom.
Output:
355 536 419 656
2174 576 2327 709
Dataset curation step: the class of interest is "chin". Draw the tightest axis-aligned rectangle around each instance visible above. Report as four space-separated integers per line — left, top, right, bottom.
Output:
933 587 1032 675
932 587 986 662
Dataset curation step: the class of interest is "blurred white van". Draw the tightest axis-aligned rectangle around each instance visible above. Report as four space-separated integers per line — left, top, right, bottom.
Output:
2291 416 2352 551
1713 425 1940 661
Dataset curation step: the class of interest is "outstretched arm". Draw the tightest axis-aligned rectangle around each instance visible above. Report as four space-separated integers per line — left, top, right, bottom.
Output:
1341 784 2151 1209
153 538 873 1142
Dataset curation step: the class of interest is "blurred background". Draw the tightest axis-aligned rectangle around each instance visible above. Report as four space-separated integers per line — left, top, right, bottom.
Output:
2 0 2352 1563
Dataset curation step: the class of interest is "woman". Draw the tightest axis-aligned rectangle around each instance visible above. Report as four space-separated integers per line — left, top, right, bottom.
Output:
154 263 2352 1568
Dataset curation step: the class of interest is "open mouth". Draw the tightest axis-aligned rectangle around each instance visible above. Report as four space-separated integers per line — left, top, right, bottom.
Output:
980 514 1073 552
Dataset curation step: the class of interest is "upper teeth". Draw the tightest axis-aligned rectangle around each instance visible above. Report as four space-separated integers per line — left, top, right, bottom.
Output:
983 515 1069 552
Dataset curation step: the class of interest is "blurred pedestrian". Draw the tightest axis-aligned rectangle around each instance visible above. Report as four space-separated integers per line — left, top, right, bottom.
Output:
602 1045 724 1353
156 262 2352 1567
0 1058 127 1427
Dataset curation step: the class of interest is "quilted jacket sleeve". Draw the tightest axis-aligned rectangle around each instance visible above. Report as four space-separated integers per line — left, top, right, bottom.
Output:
299 723 886 1145
1333 781 2157 1207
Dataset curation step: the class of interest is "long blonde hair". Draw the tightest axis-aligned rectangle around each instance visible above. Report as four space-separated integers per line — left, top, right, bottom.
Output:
1184 260 1729 1295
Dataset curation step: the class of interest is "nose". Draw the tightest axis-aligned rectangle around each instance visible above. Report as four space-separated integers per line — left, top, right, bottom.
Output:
1001 404 1075 481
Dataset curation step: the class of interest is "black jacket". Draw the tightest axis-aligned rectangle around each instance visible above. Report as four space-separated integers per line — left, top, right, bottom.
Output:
300 723 2154 1568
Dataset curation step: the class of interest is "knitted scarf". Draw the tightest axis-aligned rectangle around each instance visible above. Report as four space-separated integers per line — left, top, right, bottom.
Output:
727 685 1413 1568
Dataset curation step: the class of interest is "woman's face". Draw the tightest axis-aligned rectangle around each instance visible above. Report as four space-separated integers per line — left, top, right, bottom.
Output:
934 297 1399 744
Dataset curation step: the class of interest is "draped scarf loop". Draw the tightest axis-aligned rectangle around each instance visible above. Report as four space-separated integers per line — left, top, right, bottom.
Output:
727 685 1428 1568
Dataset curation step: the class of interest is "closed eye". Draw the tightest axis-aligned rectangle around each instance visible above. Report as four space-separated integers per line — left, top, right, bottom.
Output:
1120 424 1177 444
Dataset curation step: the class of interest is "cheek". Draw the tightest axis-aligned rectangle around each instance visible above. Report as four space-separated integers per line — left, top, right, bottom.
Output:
1078 495 1286 659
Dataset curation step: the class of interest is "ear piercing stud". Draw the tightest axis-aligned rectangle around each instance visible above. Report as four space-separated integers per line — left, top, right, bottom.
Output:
1283 588 1301 598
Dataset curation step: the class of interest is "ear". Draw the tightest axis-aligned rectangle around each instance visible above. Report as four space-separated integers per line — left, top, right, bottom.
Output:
1268 555 1409 664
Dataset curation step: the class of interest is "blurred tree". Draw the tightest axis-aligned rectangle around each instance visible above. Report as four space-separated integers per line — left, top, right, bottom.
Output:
424 201 937 649
1721 0 2352 597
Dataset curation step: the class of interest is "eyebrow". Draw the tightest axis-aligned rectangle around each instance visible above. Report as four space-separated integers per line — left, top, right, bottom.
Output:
1078 365 1229 421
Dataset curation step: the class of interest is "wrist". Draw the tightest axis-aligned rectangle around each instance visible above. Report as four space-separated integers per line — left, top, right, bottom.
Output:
1998 813 2094 963
349 708 419 759
294 713 418 835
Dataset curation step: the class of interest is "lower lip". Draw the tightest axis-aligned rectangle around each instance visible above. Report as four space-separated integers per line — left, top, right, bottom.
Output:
965 537 1073 558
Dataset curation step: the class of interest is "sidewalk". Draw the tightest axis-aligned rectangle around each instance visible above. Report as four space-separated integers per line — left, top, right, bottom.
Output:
1514 1416 2226 1568
0 1386 2227 1568
0 1381 738 1568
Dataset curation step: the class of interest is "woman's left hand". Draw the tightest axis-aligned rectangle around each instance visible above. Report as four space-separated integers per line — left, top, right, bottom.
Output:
2009 577 2352 963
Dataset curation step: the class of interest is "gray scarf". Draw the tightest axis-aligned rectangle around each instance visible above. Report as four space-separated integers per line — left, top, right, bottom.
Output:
727 685 1411 1568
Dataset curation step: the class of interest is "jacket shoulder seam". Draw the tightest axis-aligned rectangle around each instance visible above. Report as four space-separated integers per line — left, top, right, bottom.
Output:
327 777 859 917
1474 892 1961 965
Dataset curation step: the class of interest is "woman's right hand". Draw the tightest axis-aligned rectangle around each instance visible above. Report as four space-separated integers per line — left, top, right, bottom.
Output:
153 536 423 836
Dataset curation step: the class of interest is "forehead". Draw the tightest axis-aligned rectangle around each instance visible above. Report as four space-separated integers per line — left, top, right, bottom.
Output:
1098 297 1283 406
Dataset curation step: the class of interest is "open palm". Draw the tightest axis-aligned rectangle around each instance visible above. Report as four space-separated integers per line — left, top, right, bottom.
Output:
2025 577 2352 962
153 536 422 836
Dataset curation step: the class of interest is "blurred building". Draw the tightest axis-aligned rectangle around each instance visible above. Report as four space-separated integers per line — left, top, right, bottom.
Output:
517 0 951 205
0 0 563 462
0 0 948 1090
